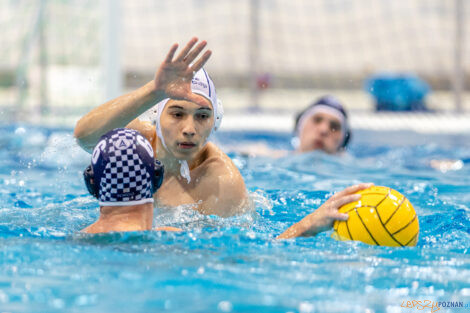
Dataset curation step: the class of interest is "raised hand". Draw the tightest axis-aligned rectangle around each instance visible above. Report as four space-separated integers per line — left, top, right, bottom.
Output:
277 183 374 239
153 37 212 106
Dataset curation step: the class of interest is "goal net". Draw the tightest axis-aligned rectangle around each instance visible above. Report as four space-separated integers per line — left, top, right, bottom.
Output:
0 0 468 124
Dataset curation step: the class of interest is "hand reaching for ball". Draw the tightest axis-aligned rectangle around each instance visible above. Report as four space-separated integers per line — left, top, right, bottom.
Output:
277 183 374 239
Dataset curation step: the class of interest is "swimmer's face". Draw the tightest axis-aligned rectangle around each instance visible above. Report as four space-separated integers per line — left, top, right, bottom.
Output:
160 98 214 160
298 112 343 154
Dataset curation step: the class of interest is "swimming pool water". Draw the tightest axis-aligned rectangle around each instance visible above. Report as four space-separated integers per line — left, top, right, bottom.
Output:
1 125 469 313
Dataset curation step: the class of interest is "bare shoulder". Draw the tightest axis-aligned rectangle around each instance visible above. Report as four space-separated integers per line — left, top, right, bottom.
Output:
195 142 248 216
126 119 157 148
201 143 243 178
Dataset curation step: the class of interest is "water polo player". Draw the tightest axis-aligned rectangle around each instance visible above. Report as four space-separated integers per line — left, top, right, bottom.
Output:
293 95 351 154
74 38 248 217
232 95 351 157
81 128 180 233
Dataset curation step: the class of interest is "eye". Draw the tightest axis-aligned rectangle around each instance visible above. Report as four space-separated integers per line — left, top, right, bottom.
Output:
171 112 184 119
312 115 323 124
196 112 210 120
330 121 341 132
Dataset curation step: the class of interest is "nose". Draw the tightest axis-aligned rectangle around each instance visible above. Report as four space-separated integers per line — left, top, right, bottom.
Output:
317 121 330 136
182 117 196 137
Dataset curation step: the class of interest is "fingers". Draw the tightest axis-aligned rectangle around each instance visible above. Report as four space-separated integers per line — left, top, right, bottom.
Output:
164 38 211 72
325 196 355 223
164 43 179 63
190 50 212 73
333 212 349 221
332 182 374 199
333 193 361 208
184 40 207 65
175 37 199 61
186 93 211 107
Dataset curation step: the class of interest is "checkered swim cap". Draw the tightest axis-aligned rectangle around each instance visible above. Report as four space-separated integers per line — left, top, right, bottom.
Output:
90 128 157 206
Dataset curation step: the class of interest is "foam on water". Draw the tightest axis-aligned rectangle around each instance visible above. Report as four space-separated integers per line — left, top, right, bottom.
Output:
1 125 470 312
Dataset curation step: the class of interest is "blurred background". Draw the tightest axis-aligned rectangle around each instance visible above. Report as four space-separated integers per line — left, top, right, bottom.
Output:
0 0 469 131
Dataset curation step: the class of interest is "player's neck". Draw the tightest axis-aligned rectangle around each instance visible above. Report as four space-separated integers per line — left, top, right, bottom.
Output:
155 137 209 176
99 203 153 229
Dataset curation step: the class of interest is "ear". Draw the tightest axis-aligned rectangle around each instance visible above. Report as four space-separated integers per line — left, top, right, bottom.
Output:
342 129 351 148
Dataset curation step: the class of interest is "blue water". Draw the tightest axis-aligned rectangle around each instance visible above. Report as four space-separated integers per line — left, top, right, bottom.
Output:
1 124 470 313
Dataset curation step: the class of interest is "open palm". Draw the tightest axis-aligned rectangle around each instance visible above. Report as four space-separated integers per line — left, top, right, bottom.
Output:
154 37 212 106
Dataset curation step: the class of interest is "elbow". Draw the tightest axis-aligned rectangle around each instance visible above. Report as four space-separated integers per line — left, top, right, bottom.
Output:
73 120 83 141
73 119 93 153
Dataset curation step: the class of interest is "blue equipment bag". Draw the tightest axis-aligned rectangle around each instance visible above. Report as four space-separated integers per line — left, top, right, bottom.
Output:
365 74 430 111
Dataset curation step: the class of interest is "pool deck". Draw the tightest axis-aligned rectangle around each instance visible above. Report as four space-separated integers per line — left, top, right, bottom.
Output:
11 110 470 135
221 111 470 134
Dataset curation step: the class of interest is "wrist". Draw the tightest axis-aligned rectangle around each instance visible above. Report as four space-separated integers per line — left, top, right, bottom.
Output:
277 212 321 239
145 80 167 100
298 213 321 237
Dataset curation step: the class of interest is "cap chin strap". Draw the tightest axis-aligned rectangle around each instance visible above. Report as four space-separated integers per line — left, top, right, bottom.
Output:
291 137 300 150
178 160 191 183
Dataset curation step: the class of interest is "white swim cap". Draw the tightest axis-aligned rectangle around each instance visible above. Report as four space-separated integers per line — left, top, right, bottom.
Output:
190 68 223 131
153 68 223 183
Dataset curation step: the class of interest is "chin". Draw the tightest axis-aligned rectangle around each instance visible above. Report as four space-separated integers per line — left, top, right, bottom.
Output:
173 148 200 160
307 145 323 152
172 152 194 161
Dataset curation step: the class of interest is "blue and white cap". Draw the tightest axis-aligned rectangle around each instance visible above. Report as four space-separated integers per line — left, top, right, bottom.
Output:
91 128 156 206
294 95 351 149
153 68 223 183
190 68 221 129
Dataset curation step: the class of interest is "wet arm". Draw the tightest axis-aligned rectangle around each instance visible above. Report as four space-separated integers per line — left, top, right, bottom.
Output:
277 183 373 239
74 37 211 152
214 175 249 217
74 82 164 152
276 212 325 239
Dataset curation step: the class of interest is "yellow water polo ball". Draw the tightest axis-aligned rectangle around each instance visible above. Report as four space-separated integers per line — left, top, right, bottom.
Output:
332 186 419 247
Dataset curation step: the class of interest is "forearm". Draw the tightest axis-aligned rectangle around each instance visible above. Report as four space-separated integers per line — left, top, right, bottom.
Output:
277 184 367 240
276 214 321 239
74 81 165 152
